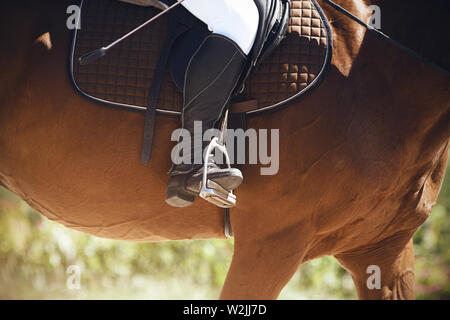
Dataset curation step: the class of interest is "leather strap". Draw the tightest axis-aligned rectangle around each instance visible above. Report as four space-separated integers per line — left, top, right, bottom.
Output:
141 23 189 165
222 110 247 238
223 208 233 238
229 99 258 114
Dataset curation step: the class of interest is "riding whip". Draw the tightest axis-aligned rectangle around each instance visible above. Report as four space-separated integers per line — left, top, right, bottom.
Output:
79 0 185 65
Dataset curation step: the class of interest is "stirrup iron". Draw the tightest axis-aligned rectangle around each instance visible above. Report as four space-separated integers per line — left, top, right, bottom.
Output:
199 111 237 208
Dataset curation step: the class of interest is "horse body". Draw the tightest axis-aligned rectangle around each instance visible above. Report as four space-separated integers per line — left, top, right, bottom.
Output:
0 0 448 299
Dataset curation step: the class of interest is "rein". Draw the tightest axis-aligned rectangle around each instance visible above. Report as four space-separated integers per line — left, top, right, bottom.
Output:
323 0 450 77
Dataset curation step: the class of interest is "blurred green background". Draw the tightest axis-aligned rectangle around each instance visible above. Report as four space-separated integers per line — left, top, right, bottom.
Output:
0 160 449 299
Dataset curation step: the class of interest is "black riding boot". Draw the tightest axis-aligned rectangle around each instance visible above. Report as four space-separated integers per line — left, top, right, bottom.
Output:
166 34 246 207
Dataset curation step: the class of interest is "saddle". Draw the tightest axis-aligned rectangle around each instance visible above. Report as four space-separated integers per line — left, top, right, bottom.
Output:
70 0 332 122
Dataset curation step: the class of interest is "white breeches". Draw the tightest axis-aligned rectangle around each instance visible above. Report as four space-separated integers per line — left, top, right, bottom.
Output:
181 0 259 55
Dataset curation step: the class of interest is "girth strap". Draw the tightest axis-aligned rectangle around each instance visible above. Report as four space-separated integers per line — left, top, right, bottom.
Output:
222 111 248 238
141 21 189 164
224 208 233 238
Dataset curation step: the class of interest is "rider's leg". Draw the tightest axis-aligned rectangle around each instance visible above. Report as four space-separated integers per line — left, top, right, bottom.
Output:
166 0 259 207
181 0 259 54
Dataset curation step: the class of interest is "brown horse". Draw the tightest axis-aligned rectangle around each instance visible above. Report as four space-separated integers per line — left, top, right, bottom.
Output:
0 0 449 299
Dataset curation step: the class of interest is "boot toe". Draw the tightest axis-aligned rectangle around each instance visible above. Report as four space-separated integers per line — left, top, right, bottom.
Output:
186 167 243 193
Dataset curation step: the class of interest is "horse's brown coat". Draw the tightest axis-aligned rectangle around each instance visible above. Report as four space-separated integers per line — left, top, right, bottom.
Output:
0 0 449 299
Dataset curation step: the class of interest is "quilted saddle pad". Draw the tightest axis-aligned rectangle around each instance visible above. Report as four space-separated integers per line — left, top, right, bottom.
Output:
70 0 332 116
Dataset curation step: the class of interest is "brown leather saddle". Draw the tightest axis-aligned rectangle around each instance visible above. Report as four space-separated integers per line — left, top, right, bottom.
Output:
70 0 332 114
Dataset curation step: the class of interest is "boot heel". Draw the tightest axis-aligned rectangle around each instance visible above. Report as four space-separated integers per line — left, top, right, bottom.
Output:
166 174 196 207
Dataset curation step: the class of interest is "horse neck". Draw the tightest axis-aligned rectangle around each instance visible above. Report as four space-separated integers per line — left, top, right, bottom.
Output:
362 0 450 123
324 0 449 157
358 0 449 69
